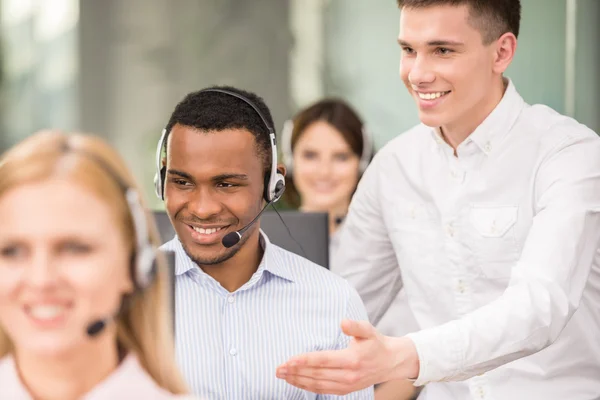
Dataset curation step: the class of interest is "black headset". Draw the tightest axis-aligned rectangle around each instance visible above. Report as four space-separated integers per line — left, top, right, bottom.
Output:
153 88 286 203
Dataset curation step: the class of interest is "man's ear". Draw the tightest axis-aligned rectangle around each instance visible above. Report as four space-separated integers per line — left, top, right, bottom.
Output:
277 163 287 177
492 32 517 75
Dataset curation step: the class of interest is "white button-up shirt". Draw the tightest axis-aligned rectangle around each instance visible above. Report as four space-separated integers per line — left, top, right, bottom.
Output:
337 79 600 400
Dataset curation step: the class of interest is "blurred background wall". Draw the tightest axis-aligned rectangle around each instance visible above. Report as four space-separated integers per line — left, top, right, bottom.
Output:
1 0 598 208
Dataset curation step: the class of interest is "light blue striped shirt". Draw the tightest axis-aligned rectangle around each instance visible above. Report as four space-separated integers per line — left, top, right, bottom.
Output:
160 231 374 400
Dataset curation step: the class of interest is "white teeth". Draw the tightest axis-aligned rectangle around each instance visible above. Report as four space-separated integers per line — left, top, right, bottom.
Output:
418 91 449 100
192 226 223 235
28 305 66 320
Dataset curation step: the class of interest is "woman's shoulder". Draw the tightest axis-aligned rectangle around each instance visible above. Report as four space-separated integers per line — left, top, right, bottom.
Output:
0 354 17 376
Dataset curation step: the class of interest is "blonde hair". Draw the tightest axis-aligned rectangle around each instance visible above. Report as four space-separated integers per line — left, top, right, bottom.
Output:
0 130 189 394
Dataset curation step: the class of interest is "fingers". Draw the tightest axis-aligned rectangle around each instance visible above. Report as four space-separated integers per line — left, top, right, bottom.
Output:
278 348 358 370
341 319 377 340
277 367 362 395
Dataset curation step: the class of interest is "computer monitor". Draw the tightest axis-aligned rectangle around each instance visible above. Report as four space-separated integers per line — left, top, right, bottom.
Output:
152 210 329 269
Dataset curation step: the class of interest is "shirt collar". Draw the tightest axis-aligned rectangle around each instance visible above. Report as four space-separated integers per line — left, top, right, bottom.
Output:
431 78 525 155
172 229 296 283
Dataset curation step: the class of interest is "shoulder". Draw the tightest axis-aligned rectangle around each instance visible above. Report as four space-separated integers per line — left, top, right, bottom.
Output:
0 355 17 378
159 237 179 252
376 124 431 160
363 123 432 181
519 104 600 152
0 355 30 398
0 355 12 370
269 244 364 304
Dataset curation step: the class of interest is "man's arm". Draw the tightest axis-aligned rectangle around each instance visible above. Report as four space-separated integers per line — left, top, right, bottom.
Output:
277 131 600 394
406 133 600 384
332 151 403 325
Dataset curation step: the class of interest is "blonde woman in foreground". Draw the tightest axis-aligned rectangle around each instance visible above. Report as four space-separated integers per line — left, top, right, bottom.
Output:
0 130 199 399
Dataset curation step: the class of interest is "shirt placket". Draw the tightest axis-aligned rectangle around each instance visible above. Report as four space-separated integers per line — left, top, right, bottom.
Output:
220 287 241 399
440 149 474 318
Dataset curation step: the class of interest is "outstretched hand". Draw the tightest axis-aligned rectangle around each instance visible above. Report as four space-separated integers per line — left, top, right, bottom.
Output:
275 319 420 395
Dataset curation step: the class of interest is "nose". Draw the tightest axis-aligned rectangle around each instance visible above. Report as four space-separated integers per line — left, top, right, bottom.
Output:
188 187 223 220
318 157 334 177
407 54 436 87
26 250 60 289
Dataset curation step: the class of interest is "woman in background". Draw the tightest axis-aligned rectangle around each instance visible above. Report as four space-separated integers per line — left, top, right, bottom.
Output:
281 99 418 400
281 98 374 270
0 130 198 399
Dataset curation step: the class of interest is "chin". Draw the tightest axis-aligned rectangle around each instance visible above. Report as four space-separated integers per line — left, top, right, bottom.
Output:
418 111 446 128
181 239 238 266
15 333 81 358
307 193 345 210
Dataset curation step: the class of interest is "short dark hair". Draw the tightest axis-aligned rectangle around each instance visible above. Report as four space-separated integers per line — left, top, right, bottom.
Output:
396 0 521 44
164 85 274 171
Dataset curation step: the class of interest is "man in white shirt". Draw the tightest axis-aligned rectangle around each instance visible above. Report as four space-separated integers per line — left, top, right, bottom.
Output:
276 1 600 399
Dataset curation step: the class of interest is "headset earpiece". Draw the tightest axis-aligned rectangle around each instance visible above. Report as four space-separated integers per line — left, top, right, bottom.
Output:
156 89 283 204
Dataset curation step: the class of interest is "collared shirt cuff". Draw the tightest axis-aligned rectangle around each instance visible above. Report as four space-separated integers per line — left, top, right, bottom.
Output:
405 324 464 386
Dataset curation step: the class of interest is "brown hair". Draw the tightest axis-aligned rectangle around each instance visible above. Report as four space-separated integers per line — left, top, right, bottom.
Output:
0 130 189 394
282 98 369 208
397 0 521 44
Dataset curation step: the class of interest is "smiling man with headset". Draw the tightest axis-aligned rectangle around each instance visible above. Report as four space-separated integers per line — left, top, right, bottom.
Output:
154 86 373 399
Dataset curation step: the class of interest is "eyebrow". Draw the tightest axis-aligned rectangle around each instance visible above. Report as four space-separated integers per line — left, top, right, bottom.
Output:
397 39 465 47
167 169 194 180
212 174 248 182
167 169 249 182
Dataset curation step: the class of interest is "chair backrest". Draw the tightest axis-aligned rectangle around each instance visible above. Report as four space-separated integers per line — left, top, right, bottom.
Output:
152 210 330 268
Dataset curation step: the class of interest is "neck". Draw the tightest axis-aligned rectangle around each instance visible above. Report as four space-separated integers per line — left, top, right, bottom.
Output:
440 77 508 151
15 333 120 400
201 227 264 292
300 201 350 235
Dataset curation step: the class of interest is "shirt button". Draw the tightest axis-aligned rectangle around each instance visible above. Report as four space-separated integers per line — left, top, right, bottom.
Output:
484 142 492 152
227 295 235 304
445 224 455 237
229 348 237 356
457 280 466 293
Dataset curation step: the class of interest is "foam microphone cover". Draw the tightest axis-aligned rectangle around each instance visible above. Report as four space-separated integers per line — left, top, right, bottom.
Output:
222 232 241 248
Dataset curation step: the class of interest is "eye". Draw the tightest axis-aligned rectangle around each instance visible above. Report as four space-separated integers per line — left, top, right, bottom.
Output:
436 47 453 55
216 182 237 189
334 153 351 162
401 46 415 55
171 178 191 186
0 245 25 259
300 150 318 160
60 241 92 254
